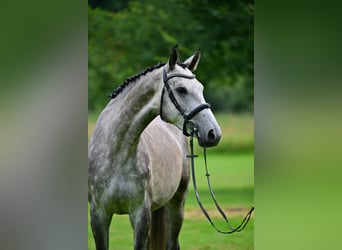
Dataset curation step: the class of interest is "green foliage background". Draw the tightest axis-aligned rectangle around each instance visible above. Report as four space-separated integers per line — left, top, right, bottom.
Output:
88 0 254 112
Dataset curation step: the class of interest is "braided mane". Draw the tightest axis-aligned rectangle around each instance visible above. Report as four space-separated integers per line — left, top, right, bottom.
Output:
107 61 190 99
108 62 166 99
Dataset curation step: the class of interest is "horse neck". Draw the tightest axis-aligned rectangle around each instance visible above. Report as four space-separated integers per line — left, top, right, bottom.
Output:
105 68 163 158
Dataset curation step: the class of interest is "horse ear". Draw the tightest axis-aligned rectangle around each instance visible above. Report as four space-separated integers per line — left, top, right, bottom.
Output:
183 48 201 72
168 45 179 70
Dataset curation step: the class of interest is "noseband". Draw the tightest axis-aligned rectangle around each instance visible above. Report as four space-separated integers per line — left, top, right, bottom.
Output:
160 68 210 136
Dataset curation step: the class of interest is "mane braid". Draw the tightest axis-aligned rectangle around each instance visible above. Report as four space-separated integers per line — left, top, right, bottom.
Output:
108 62 166 99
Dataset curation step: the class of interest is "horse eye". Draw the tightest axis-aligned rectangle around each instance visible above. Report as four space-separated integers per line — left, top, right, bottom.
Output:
175 87 188 95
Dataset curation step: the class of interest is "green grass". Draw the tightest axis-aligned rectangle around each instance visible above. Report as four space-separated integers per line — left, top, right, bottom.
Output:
88 215 254 250
88 112 254 249
180 217 254 250
186 153 254 208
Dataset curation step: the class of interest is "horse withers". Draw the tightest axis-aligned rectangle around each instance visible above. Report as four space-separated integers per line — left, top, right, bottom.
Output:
88 45 221 250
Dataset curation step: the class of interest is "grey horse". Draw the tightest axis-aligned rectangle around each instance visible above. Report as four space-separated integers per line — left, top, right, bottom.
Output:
88 46 221 250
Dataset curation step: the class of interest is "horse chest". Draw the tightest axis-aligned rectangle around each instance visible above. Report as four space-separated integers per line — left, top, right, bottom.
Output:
105 151 183 213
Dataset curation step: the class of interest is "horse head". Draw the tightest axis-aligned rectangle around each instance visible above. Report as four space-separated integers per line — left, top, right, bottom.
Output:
160 45 222 147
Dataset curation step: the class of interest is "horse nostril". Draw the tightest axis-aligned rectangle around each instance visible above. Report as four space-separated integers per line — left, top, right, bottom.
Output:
207 129 216 142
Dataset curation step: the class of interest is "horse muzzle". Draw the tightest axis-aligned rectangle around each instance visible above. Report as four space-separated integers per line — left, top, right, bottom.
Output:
183 108 222 147
197 127 221 147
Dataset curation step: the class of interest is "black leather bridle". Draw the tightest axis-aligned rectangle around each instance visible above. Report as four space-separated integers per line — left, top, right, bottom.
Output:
159 67 211 136
159 66 254 234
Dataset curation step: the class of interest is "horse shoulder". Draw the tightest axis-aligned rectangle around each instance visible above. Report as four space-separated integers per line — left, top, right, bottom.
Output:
138 117 188 208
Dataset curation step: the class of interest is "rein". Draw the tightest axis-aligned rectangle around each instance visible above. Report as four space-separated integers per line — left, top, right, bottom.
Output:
187 130 254 234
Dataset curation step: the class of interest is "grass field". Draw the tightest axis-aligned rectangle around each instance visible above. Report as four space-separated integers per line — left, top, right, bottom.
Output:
88 112 254 249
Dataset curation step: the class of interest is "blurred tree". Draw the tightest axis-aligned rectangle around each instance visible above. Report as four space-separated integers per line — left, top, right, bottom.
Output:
88 0 254 112
88 0 129 12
